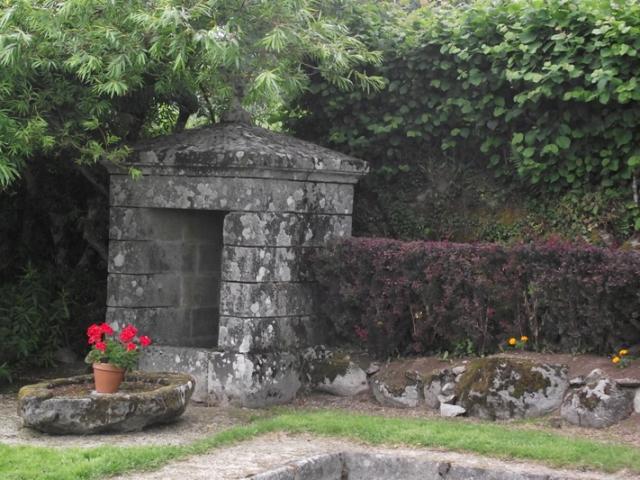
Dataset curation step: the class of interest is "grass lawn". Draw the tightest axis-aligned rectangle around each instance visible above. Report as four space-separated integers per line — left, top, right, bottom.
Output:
2 410 640 479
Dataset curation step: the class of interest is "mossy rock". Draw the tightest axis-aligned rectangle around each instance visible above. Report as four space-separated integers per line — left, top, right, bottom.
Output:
18 371 195 434
455 357 569 420
561 373 633 428
302 348 369 397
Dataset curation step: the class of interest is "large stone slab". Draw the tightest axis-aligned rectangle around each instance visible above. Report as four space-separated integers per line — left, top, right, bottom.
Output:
218 316 321 353
139 346 302 407
128 124 368 179
252 452 569 480
223 212 352 247
108 240 198 274
106 307 218 348
107 274 181 307
18 372 195 434
109 207 225 241
111 175 355 215
208 351 301 407
139 346 211 401
220 281 313 317
222 246 309 282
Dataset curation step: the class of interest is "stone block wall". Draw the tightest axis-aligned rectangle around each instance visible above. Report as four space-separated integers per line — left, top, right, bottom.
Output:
106 124 368 405
107 208 225 347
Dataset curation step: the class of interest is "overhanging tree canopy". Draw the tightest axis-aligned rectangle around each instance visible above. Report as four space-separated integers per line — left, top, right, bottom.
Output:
0 0 384 187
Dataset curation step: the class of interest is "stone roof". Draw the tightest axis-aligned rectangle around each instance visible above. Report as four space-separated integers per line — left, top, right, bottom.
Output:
128 123 368 177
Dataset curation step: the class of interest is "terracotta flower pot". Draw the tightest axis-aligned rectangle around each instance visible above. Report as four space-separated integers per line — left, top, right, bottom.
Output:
93 362 125 393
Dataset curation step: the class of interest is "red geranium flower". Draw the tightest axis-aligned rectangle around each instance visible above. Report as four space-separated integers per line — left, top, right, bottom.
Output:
126 342 137 351
119 324 138 343
95 341 107 352
139 335 152 347
87 324 103 344
101 323 114 335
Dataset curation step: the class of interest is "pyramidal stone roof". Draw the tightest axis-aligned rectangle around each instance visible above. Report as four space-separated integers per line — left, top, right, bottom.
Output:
127 123 368 178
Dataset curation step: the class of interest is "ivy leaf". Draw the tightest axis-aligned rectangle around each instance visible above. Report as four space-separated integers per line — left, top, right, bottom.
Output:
556 136 571 149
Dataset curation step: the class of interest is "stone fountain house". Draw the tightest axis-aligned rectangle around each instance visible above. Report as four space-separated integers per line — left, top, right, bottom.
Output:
106 124 367 406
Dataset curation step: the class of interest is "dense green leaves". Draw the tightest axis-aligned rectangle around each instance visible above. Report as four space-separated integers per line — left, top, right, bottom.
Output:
0 0 383 187
294 0 640 230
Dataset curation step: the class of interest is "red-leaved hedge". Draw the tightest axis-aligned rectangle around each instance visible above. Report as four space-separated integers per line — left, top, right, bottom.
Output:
310 238 640 358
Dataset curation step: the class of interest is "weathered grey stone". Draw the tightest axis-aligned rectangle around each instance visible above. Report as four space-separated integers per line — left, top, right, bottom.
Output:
366 363 381 376
220 281 313 317
108 240 198 274
139 346 301 406
423 369 457 410
303 349 369 397
18 372 195 434
223 212 352 247
128 124 368 178
315 365 368 397
437 393 456 404
107 274 181 307
107 123 367 407
441 382 456 395
139 346 210 401
615 377 640 388
456 357 569 420
440 403 466 417
218 316 321 353
111 175 355 214
106 307 218 348
634 388 640 413
585 368 604 383
222 246 309 282
451 365 466 375
208 351 301 407
569 376 585 387
250 454 345 480
253 451 590 480
424 378 442 409
107 307 188 346
181 275 220 307
561 376 633 428
371 379 420 409
109 207 225 241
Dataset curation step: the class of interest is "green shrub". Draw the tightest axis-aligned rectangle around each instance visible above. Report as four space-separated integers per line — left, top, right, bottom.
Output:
310 238 640 358
293 0 640 234
0 265 70 378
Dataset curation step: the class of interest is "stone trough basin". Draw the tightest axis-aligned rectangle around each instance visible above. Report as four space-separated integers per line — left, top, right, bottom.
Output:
17 371 195 434
250 452 586 480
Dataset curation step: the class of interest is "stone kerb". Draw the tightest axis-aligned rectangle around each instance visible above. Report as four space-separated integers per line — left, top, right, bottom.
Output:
106 123 368 406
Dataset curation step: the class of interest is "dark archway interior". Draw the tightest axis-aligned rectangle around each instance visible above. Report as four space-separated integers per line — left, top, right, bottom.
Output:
146 208 227 348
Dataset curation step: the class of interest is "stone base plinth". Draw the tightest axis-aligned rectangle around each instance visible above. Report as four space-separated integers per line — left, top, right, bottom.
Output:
139 346 301 407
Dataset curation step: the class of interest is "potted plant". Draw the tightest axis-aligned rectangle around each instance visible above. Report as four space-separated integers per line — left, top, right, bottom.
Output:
85 323 152 393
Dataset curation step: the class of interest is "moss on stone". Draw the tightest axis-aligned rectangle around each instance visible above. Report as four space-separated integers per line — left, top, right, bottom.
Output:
455 357 552 419
309 352 351 384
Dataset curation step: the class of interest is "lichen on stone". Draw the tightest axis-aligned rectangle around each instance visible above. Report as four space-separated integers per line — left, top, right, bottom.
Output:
455 357 568 420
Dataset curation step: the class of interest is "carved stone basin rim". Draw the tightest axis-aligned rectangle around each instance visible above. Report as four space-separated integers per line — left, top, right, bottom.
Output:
18 371 196 434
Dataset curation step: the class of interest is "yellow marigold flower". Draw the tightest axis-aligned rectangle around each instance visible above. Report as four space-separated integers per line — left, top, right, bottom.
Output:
619 349 629 356
612 356 621 364
520 335 529 342
508 337 517 346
